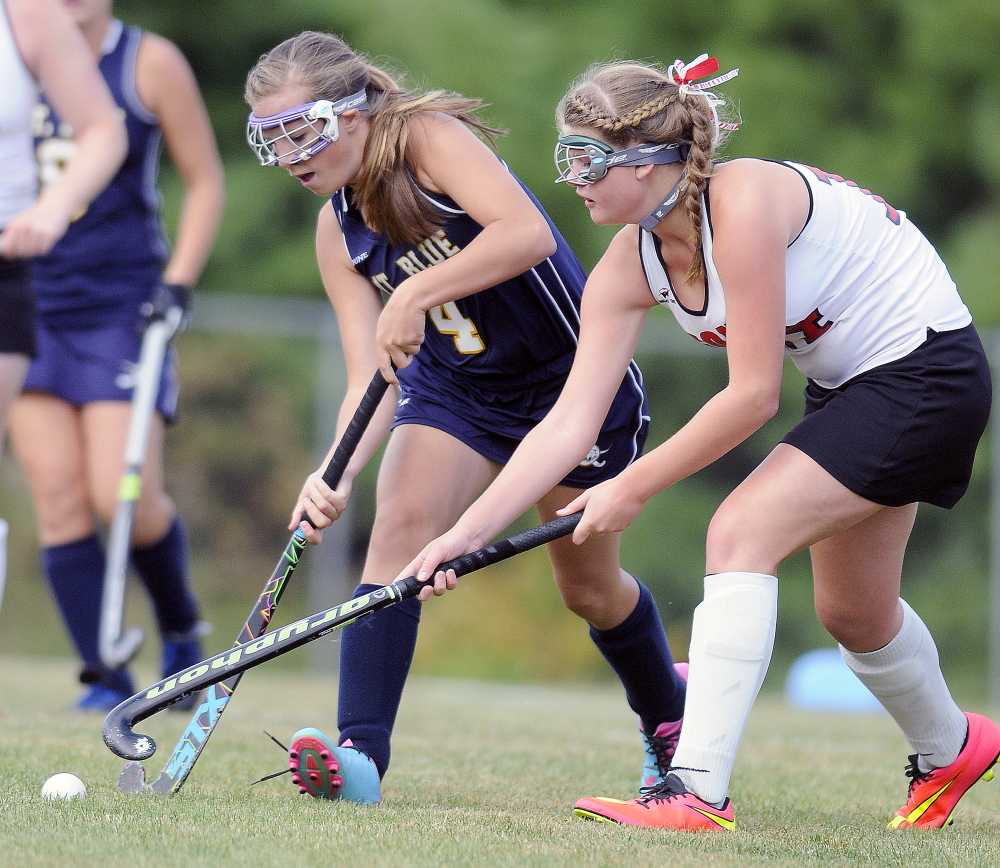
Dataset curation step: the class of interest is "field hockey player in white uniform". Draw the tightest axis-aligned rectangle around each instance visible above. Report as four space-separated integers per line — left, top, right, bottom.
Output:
403 55 999 831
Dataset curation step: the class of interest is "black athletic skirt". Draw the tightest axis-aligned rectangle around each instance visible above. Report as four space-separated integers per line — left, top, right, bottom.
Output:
0 256 36 357
781 324 991 509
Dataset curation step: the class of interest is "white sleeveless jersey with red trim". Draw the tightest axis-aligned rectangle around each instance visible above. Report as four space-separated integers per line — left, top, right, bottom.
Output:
0 0 38 228
639 160 971 388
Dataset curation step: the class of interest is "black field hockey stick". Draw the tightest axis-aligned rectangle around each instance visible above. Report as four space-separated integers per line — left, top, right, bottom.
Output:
115 369 391 795
103 512 581 762
98 298 187 670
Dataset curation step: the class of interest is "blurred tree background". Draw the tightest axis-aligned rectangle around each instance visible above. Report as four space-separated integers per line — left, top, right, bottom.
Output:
2 0 999 701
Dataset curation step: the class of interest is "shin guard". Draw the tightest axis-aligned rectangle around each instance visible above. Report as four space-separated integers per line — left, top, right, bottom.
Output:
671 572 777 805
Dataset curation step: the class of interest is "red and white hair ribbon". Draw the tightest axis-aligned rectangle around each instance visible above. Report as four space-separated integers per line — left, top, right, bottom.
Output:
668 54 740 131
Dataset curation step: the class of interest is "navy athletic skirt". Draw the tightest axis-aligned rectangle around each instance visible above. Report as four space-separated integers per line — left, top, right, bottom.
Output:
781 324 991 508
23 318 179 420
0 257 36 357
393 354 649 488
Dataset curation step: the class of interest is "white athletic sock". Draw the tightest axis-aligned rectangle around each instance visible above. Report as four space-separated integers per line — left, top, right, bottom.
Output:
671 571 778 806
839 599 967 772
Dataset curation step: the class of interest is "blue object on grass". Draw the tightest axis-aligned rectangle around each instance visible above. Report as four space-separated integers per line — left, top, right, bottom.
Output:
784 647 883 713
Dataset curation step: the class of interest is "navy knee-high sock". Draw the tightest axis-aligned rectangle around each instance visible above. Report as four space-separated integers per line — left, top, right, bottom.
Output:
43 534 132 692
337 583 421 778
589 580 685 732
130 516 200 636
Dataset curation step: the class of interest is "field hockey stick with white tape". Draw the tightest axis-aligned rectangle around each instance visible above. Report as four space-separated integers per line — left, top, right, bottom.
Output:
97 289 188 671
115 369 391 795
104 512 581 762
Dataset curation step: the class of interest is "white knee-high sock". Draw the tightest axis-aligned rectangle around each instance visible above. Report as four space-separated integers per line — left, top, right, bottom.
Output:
839 599 967 771
671 572 778 805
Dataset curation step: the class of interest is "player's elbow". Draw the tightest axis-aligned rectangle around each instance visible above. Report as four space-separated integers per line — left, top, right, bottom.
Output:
103 110 128 167
726 379 781 433
747 386 781 429
534 223 559 261
547 407 605 463
519 210 558 264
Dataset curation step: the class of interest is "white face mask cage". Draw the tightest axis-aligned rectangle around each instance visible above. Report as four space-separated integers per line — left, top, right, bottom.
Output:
247 89 368 167
553 135 686 185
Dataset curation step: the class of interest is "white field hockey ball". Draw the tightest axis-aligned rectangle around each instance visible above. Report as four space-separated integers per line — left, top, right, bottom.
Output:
41 773 87 800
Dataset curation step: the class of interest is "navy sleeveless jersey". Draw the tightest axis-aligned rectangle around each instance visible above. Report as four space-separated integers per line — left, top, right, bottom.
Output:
333 171 587 388
31 22 168 326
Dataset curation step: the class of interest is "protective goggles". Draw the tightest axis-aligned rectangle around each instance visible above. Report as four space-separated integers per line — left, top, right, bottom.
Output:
553 135 687 185
247 89 368 166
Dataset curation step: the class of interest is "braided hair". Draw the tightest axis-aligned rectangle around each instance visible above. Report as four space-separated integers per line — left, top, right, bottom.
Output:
556 61 734 281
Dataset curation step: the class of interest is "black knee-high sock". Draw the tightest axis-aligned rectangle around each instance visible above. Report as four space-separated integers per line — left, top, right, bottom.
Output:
589 579 685 732
337 583 421 778
130 516 200 635
43 534 132 692
44 535 104 669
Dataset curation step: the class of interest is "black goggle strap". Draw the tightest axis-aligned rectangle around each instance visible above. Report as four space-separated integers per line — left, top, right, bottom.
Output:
604 141 688 171
639 174 686 232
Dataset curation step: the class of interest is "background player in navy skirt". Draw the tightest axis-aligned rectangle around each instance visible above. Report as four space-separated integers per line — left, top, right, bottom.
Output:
405 55 1000 830
0 0 125 624
9 0 225 711
244 31 688 804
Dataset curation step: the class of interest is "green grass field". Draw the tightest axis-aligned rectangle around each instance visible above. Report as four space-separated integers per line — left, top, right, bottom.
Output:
1 655 998 868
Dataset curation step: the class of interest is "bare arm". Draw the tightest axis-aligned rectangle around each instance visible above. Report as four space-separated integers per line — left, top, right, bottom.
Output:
374 114 558 380
556 161 804 543
604 162 798 503
1 0 126 258
290 203 398 543
135 32 225 286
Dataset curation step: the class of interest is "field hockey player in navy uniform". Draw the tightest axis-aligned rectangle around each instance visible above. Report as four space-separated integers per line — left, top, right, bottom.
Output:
9 0 224 711
405 55 1000 830
245 31 688 805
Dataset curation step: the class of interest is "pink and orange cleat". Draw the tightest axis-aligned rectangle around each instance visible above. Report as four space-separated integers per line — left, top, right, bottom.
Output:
889 711 1000 829
574 773 735 831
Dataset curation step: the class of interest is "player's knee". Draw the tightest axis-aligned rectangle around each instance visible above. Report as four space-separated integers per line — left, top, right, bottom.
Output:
369 504 442 559
816 605 894 652
815 602 871 650
34 482 91 532
553 569 617 622
385 507 432 540
705 505 750 566
560 588 605 622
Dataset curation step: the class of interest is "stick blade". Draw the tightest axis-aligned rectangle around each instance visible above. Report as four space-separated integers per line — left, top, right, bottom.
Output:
118 762 151 794
118 762 177 796
100 626 145 670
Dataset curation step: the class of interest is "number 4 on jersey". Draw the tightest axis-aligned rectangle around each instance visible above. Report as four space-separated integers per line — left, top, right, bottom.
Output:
429 301 485 354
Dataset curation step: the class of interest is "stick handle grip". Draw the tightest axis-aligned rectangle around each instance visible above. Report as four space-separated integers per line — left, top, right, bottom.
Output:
389 512 582 604
433 512 581 577
320 370 390 490
299 369 390 528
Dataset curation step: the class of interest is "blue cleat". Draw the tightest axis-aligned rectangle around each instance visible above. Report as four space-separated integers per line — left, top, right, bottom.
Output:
288 728 382 804
75 667 135 712
640 661 688 789
76 682 133 712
